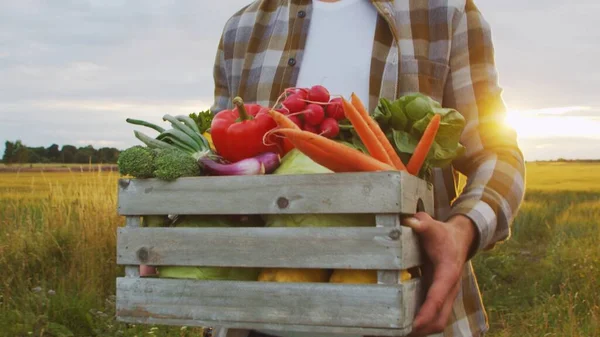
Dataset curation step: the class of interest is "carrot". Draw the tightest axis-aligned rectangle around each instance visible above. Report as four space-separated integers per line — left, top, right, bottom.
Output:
406 114 441 175
350 93 408 171
268 109 299 155
274 128 395 172
341 97 393 167
268 109 300 130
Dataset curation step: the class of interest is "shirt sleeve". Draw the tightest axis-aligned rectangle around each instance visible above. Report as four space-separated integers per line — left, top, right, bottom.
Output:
443 0 526 258
210 32 231 115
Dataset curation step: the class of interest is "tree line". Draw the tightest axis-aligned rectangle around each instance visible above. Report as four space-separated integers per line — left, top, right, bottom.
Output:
2 140 120 164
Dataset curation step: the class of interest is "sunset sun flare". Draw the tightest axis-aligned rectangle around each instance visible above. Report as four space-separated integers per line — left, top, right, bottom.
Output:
504 106 600 140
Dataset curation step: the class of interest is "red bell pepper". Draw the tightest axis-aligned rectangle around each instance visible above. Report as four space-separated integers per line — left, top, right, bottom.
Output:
210 97 281 163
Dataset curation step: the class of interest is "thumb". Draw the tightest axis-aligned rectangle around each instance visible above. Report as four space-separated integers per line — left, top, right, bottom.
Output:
404 212 435 235
404 216 428 233
414 211 433 222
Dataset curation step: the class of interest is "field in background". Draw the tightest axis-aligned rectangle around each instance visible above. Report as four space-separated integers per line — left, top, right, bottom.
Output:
0 163 117 173
0 162 598 336
525 161 600 191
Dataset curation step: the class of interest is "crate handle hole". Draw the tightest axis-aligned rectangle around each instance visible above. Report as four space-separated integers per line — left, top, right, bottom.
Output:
416 198 425 213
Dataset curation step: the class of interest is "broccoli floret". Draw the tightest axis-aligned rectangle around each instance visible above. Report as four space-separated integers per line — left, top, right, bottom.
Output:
153 148 200 181
117 146 156 178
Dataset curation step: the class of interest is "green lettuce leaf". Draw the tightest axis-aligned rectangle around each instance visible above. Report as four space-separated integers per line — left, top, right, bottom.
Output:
372 98 392 129
392 129 419 154
404 96 434 125
371 93 467 178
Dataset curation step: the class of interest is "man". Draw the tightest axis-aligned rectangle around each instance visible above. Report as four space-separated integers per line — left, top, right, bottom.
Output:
209 0 525 336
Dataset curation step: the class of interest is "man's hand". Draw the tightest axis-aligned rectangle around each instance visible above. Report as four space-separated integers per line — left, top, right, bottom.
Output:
404 212 477 336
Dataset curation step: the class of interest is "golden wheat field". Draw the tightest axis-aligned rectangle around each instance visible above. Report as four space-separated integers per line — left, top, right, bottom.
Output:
0 162 599 337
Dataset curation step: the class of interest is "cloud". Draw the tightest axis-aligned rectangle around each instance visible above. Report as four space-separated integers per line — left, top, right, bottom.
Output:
477 1 600 110
0 0 599 162
509 106 600 117
0 1 252 103
519 137 600 161
544 108 600 118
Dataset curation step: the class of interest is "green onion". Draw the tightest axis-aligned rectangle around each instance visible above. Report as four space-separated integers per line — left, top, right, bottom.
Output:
134 131 176 150
175 115 202 135
126 118 165 133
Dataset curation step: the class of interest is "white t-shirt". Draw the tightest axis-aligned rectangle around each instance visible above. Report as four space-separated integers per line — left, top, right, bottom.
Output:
295 0 378 108
258 1 377 337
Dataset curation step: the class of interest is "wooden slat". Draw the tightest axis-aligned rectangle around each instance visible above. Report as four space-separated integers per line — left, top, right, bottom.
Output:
401 173 435 215
117 226 423 269
116 278 421 331
124 216 141 278
117 317 414 336
376 214 401 285
117 171 429 215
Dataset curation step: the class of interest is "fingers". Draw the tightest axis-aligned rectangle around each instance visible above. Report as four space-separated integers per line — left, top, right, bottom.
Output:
403 211 466 334
413 263 461 332
437 282 461 328
413 281 461 335
403 212 434 235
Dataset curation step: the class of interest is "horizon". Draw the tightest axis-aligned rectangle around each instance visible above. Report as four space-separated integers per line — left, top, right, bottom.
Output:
1 1 599 162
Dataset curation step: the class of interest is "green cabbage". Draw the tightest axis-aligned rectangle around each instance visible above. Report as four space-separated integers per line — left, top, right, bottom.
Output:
263 149 375 228
273 148 333 175
157 214 263 281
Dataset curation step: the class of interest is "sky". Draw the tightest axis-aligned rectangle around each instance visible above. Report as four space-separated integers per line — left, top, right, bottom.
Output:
0 0 599 161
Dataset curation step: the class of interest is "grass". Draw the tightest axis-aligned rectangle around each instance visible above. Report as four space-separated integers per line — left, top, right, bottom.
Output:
0 162 599 336
0 170 203 337
473 191 600 336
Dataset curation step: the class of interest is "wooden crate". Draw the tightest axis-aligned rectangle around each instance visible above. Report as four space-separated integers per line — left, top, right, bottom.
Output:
115 171 433 336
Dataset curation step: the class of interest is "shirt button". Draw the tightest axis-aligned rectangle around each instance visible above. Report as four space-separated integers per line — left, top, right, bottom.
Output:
288 57 296 66
297 10 306 18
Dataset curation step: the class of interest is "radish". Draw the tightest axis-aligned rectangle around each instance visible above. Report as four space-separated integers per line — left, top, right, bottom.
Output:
319 118 340 139
293 88 309 100
276 107 289 115
288 114 303 129
304 103 325 126
285 87 308 97
303 123 319 134
308 85 330 103
326 97 345 121
282 93 307 113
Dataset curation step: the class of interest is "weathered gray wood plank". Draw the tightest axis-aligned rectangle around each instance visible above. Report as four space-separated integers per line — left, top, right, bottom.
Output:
400 173 434 215
117 226 423 269
403 277 424 333
116 278 421 330
376 215 402 285
117 171 430 215
116 316 414 336
124 217 141 278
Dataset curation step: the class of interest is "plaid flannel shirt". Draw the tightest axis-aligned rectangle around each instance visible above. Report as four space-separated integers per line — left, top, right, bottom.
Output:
210 1 526 336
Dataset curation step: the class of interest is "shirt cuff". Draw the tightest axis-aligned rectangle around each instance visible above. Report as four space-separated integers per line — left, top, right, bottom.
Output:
448 198 498 260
